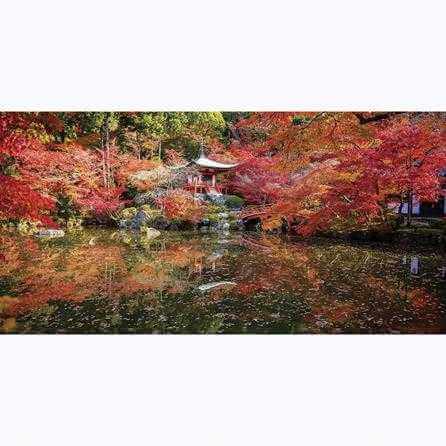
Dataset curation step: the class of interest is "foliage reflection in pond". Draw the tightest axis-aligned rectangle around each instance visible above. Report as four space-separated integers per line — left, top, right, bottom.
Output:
0 229 445 333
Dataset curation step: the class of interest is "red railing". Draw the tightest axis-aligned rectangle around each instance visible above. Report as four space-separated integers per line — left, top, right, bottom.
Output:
184 179 228 195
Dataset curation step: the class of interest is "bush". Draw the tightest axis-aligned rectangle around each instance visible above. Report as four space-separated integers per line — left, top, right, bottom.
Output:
118 207 138 220
224 195 245 209
56 195 81 222
140 205 162 221
155 189 205 224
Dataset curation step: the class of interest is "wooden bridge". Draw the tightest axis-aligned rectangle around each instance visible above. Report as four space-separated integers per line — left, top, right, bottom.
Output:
238 205 273 220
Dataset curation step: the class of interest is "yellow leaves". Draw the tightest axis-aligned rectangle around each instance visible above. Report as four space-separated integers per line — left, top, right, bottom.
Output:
261 216 282 231
1 317 16 333
336 171 359 183
0 296 20 313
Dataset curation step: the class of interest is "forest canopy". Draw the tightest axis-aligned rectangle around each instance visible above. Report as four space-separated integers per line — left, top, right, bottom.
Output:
0 111 444 235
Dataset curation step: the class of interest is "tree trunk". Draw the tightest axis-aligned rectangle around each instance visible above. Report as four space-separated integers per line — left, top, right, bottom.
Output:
101 112 112 188
407 191 413 227
228 123 241 141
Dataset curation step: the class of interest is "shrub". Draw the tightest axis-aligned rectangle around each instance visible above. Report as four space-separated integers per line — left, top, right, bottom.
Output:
156 189 205 223
224 195 245 209
118 207 138 220
140 205 162 221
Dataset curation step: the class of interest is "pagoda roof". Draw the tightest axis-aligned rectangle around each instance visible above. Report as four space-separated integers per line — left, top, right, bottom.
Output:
193 153 238 170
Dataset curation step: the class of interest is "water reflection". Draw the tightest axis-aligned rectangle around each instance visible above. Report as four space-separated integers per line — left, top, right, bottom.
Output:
410 257 420 275
0 229 445 334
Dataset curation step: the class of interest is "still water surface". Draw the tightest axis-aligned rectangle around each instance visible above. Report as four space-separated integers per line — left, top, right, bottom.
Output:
1 228 445 333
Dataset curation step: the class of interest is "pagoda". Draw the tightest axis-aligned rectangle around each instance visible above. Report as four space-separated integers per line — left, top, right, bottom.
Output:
185 150 238 195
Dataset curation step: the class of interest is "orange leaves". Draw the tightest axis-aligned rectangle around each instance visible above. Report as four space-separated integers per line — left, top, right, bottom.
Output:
156 189 205 223
158 242 205 268
261 216 282 231
232 112 446 236
164 148 186 167
114 156 160 186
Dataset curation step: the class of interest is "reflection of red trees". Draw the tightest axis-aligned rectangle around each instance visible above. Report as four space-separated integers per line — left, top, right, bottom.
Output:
407 289 440 313
1 231 444 333
158 242 206 268
0 234 210 318
309 301 357 327
1 236 128 316
233 235 316 297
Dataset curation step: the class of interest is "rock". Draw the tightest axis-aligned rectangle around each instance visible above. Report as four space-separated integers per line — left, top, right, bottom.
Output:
130 166 171 186
35 229 65 238
141 227 161 240
207 194 226 206
195 193 207 202
119 207 138 219
134 192 154 206
151 217 171 231
130 209 151 230
219 222 230 231
230 219 245 231
197 281 236 292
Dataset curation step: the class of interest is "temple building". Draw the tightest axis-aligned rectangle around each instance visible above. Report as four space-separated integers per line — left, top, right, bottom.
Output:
185 151 238 196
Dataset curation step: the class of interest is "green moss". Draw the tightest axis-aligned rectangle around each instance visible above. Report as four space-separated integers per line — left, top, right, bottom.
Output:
224 195 245 209
140 205 162 220
205 213 221 223
398 227 443 236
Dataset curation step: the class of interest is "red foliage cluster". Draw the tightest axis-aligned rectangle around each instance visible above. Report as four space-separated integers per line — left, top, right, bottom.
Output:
0 113 58 226
231 156 289 205
232 113 446 235
293 119 446 235
76 186 126 218
114 155 158 186
0 113 130 225
0 175 56 227
156 189 204 223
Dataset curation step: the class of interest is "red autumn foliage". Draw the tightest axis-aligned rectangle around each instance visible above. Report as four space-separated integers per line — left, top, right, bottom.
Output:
0 113 58 226
233 113 446 235
291 119 446 235
0 113 129 224
114 155 159 186
156 189 204 223
230 156 290 205
1 111 445 235
0 175 56 227
76 186 126 218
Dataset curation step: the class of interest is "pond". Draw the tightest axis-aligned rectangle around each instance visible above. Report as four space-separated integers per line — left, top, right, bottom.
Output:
1 228 445 334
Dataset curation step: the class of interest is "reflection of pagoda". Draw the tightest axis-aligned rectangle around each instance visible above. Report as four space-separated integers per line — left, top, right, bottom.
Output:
185 149 238 196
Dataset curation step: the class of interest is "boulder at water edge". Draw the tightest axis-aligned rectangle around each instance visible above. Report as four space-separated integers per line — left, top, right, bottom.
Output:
35 229 65 238
141 227 161 240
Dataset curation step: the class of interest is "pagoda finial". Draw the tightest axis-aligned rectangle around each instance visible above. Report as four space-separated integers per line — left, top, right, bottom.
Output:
199 140 206 158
